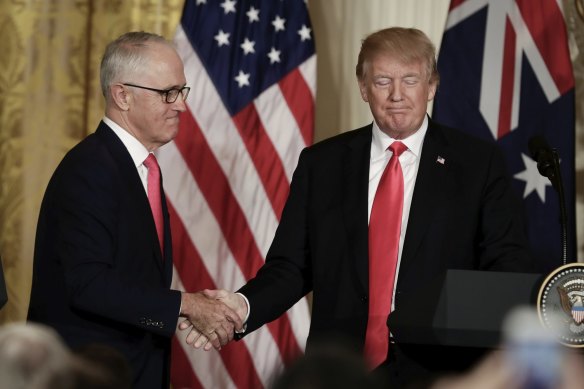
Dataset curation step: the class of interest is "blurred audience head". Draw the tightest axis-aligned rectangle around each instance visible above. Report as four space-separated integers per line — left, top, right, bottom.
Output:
270 339 383 389
73 343 132 389
0 322 72 389
0 322 132 389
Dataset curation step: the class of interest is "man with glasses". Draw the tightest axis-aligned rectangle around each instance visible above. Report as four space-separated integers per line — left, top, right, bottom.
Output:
27 32 241 389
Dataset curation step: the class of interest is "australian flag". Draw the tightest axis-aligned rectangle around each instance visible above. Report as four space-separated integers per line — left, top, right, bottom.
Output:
433 0 576 273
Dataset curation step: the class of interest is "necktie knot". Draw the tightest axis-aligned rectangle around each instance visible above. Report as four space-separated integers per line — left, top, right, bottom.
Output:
389 141 407 157
143 153 160 172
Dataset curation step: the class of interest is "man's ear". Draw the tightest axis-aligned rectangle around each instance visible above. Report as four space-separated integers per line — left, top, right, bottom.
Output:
110 84 130 111
358 79 369 102
427 80 437 102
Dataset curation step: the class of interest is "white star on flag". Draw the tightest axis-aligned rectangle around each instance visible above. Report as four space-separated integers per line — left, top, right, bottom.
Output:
220 0 236 14
247 6 260 23
267 47 281 63
298 25 312 41
234 70 250 87
214 30 230 47
240 38 256 55
196 0 206 5
514 153 552 202
272 15 286 32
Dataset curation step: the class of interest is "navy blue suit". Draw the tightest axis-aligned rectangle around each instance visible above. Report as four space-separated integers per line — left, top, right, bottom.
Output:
238 119 532 383
28 121 181 389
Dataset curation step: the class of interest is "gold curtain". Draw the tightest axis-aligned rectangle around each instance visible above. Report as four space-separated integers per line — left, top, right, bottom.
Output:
0 0 184 324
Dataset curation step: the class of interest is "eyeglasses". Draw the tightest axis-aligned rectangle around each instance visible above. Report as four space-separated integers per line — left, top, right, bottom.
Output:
122 83 190 103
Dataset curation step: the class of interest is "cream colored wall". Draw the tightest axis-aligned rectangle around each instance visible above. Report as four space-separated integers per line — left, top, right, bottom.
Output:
308 0 584 260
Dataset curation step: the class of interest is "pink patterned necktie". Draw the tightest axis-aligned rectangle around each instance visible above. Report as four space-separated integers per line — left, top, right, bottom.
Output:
364 141 408 368
143 154 164 253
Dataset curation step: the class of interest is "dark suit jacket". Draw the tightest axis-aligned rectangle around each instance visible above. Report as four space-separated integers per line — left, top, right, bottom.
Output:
28 121 181 389
238 119 532 369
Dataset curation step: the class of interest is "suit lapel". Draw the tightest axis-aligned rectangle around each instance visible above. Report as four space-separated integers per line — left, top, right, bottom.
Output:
95 122 165 273
341 125 373 291
400 120 450 276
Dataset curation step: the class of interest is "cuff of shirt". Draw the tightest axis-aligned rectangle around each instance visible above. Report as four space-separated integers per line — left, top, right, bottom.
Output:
235 292 250 333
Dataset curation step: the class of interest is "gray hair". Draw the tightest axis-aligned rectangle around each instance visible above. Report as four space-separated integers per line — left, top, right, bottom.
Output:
100 31 173 100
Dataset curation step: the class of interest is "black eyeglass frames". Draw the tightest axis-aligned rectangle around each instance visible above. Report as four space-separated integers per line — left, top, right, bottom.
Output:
122 83 190 103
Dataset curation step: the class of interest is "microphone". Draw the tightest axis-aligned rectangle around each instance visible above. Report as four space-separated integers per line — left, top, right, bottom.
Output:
527 135 569 265
528 136 555 180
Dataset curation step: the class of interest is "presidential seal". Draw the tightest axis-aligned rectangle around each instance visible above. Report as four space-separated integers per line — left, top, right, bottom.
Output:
538 263 584 347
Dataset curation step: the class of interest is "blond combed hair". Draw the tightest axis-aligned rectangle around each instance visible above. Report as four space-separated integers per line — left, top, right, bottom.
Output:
356 27 439 86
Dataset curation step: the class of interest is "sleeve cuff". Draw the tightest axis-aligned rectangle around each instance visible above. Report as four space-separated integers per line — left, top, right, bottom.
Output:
235 292 250 333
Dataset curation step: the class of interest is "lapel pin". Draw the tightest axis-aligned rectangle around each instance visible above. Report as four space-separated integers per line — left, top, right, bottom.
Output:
436 156 445 165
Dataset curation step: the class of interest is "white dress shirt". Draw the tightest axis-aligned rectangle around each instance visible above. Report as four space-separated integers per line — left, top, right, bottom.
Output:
368 116 428 310
103 116 152 195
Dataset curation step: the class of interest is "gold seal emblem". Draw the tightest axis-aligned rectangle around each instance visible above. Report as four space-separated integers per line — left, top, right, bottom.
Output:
538 263 584 347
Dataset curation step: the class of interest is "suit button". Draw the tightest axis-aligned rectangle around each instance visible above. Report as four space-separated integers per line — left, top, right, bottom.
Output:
361 295 368 302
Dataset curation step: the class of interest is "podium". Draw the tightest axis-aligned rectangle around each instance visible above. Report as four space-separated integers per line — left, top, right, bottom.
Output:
386 270 544 372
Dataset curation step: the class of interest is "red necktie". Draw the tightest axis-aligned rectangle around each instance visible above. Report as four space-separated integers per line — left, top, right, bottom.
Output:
364 141 408 368
143 154 164 253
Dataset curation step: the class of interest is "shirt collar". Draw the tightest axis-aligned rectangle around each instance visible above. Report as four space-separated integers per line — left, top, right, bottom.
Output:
371 115 428 161
103 116 150 167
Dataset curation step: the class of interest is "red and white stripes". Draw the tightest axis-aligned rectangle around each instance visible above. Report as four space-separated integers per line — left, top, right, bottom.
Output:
160 25 314 389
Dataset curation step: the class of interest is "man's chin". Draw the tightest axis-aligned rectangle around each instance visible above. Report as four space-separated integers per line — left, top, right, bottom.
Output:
379 122 418 139
169 125 180 137
158 127 180 146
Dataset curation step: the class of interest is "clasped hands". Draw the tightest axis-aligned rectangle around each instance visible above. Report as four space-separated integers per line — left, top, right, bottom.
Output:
179 289 247 351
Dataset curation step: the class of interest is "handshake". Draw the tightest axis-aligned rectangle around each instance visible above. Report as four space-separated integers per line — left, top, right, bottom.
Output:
178 289 248 351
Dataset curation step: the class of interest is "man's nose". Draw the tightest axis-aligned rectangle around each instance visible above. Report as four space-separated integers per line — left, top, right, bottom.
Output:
389 83 403 102
173 97 187 112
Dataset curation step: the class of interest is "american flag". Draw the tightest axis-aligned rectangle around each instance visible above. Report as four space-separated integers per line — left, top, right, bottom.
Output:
156 0 315 388
433 0 575 273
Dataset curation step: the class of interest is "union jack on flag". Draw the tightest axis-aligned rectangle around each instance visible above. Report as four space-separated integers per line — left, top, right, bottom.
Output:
156 0 315 388
433 0 575 272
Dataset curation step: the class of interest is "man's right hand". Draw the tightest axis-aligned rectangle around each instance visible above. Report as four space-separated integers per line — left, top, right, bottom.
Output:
203 289 248 322
179 291 243 351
